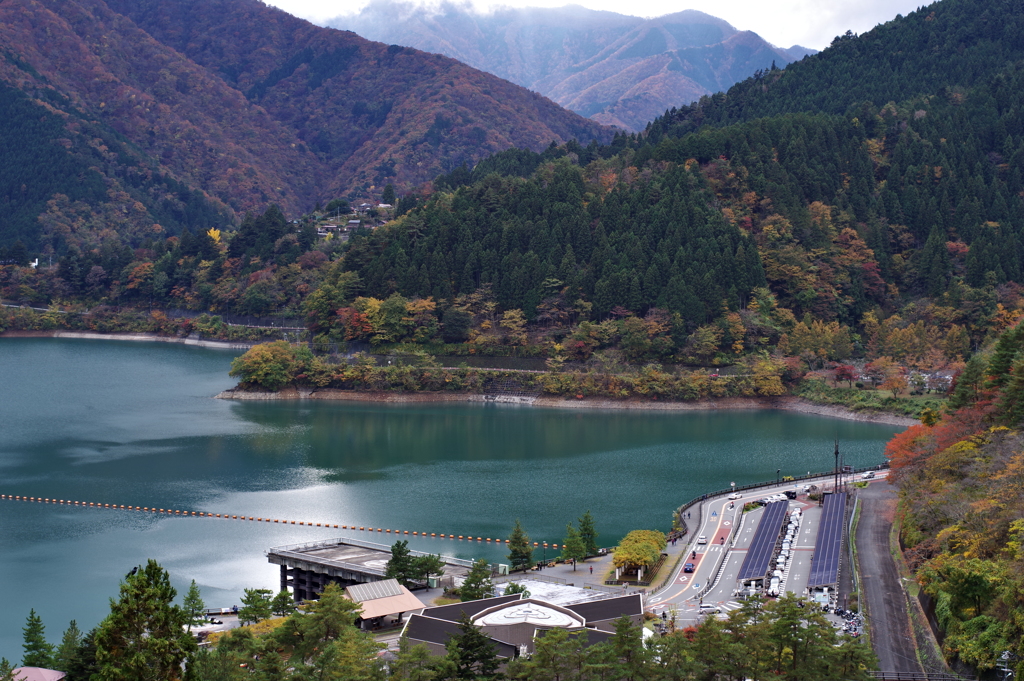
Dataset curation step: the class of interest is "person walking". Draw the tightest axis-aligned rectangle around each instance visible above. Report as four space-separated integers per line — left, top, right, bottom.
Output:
589 565 593 574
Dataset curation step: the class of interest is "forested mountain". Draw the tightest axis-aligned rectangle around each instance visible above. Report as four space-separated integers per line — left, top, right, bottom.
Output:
0 0 610 252
651 0 1024 134
4 0 1024 396
329 2 814 131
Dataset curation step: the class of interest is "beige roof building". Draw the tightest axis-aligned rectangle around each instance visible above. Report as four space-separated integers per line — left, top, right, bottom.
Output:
345 578 424 626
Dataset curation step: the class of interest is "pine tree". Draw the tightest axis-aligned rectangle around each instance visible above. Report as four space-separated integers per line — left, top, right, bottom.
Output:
271 589 296 617
54 620 82 672
182 581 206 633
390 636 435 681
64 629 100 681
237 588 274 625
561 523 587 569
386 540 417 588
1 658 20 681
577 510 599 557
459 559 494 602
21 608 54 669
94 560 195 681
442 614 501 680
608 614 649 681
506 519 534 570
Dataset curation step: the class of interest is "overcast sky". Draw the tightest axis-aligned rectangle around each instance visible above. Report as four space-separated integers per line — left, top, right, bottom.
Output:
265 0 931 50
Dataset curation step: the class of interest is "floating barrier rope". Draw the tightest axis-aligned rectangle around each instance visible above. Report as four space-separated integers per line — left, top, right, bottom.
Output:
0 494 561 548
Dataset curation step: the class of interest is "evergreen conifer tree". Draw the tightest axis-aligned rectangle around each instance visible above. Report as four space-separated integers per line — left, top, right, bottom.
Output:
1 658 20 681
578 510 599 557
442 614 501 680
385 540 417 587
561 523 587 569
507 519 534 570
271 589 296 618
54 620 82 672
181 581 206 633
21 608 54 669
237 588 274 625
459 560 494 602
94 560 195 681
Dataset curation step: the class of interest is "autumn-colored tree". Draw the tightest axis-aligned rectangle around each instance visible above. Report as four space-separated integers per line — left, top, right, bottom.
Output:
337 307 373 341
884 423 933 479
229 341 309 391
834 364 857 387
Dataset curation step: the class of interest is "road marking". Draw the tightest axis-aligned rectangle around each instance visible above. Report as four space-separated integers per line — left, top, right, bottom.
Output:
723 521 731 526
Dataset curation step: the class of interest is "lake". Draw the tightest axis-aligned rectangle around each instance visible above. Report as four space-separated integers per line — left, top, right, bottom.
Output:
0 338 902 659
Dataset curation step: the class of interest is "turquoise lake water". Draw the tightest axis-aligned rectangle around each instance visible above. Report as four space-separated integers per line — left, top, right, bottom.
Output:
0 338 902 658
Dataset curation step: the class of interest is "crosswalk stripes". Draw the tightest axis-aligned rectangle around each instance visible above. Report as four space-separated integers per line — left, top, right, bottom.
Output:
721 601 743 611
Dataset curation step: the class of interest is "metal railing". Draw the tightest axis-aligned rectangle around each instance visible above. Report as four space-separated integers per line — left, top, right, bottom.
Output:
267 535 475 568
269 547 386 576
493 573 567 586
867 673 975 681
674 464 890 524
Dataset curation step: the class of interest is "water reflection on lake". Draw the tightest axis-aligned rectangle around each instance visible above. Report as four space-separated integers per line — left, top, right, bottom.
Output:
0 338 902 658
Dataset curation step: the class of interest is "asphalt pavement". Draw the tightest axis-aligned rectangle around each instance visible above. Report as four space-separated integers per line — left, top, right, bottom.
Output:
855 480 922 674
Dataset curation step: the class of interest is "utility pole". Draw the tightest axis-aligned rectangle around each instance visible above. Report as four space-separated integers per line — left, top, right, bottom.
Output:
834 439 840 493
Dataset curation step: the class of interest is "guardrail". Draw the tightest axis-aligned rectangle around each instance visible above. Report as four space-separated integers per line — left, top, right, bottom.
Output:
674 463 890 525
867 673 975 681
493 573 567 586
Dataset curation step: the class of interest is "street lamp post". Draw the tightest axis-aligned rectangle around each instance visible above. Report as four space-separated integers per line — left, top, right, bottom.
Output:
777 469 781 485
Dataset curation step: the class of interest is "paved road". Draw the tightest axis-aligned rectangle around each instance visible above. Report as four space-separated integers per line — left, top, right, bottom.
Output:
856 481 922 674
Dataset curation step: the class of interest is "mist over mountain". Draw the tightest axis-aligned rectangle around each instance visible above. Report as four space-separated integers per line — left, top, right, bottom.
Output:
328 2 815 131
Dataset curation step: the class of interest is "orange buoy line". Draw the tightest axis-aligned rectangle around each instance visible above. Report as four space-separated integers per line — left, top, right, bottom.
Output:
0 494 561 548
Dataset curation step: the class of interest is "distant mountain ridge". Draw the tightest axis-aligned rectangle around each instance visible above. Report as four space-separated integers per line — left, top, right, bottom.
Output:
0 0 611 250
328 2 815 130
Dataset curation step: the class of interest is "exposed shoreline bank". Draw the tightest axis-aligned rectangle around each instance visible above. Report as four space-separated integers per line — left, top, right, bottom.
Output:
0 329 255 349
0 330 915 426
216 387 917 427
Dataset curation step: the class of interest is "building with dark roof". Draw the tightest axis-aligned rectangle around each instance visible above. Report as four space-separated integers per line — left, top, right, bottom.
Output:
564 594 644 632
401 592 643 658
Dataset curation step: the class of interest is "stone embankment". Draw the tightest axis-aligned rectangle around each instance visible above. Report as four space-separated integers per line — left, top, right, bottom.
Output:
215 388 917 426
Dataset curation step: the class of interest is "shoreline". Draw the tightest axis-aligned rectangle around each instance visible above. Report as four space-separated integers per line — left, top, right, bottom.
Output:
216 388 918 427
0 330 255 349
0 331 915 426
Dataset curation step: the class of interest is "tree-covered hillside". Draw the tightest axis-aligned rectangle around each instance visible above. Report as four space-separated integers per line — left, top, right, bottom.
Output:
346 161 765 322
4 0 1024 395
0 80 229 253
886 320 1024 676
650 0 1024 134
0 0 610 255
